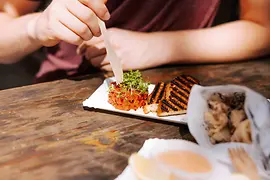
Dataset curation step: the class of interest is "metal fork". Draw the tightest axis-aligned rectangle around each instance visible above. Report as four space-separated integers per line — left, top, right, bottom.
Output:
229 147 261 180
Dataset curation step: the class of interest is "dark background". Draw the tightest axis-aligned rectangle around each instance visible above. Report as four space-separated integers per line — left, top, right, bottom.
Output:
0 51 43 90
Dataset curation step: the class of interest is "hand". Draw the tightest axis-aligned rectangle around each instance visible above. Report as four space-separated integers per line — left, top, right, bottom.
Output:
77 28 169 71
29 0 110 47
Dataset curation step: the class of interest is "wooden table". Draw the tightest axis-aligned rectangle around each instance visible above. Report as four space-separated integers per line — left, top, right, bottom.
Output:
0 58 269 180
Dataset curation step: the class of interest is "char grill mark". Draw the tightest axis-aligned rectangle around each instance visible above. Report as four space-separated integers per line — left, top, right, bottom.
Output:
171 87 189 102
157 83 167 102
145 74 200 116
172 86 189 99
171 80 187 94
147 91 154 104
170 91 188 105
182 75 200 85
149 82 161 104
176 76 193 88
170 97 187 110
161 99 178 111
171 79 190 94
161 104 169 112
174 77 192 91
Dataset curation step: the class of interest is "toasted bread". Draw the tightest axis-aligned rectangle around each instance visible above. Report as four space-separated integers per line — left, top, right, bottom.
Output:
157 75 199 117
143 82 167 114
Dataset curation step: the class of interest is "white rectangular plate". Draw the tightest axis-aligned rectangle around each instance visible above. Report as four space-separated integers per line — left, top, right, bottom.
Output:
83 77 187 124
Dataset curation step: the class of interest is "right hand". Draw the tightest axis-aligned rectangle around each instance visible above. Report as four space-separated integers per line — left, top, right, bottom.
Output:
29 0 110 47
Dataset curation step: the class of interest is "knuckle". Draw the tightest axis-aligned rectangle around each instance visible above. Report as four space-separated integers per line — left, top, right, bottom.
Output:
97 7 107 17
87 33 93 41
79 26 92 40
89 26 100 37
83 34 93 41
73 36 83 45
94 30 101 37
49 3 59 15
83 11 95 22
48 22 57 34
86 26 99 38
80 25 89 35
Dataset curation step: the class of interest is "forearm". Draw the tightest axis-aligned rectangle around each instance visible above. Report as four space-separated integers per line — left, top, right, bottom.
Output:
0 12 42 64
158 21 270 64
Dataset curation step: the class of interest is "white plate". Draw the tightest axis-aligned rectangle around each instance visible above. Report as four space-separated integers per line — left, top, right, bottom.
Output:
83 77 187 124
116 139 232 180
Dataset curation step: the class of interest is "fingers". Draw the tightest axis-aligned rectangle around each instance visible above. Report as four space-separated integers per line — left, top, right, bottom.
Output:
229 148 243 171
237 148 246 163
85 43 106 58
38 0 110 46
66 0 101 37
229 148 236 164
77 42 88 55
239 148 257 168
229 147 256 174
100 62 129 71
100 61 130 71
86 36 104 45
86 47 106 59
57 8 93 41
49 18 83 45
90 54 109 67
78 0 110 21
229 148 260 180
77 36 104 55
100 64 112 71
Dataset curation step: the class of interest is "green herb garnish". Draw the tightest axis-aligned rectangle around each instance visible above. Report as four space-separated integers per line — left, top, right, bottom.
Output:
120 70 150 93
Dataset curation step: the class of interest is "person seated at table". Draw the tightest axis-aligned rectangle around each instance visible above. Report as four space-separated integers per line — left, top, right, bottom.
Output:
0 0 269 83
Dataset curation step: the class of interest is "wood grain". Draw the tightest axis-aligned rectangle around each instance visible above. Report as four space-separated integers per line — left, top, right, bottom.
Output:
0 58 269 180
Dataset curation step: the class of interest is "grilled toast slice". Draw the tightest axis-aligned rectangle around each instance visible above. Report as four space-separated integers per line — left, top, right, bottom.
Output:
157 75 199 117
143 82 167 114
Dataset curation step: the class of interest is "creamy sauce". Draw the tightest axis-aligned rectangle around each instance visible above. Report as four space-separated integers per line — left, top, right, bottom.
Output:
156 150 212 173
129 154 173 180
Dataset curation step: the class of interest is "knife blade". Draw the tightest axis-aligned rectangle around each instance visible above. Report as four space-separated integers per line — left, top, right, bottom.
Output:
97 19 123 84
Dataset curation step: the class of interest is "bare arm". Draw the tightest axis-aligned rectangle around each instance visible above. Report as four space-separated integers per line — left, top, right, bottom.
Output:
157 0 270 64
0 1 41 64
0 0 110 64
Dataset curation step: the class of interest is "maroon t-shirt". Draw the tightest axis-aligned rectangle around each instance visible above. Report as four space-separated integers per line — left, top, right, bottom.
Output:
35 0 221 82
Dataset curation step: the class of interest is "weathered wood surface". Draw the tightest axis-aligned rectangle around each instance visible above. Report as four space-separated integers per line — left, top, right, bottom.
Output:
0 58 269 180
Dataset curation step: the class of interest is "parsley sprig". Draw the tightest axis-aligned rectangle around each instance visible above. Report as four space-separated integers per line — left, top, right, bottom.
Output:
120 70 150 93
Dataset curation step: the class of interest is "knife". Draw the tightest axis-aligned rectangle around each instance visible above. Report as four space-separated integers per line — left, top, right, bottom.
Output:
97 19 123 84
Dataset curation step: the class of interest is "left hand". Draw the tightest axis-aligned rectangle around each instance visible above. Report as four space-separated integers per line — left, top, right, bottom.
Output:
77 28 168 71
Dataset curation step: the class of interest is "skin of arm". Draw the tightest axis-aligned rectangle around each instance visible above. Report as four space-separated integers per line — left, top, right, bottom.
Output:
0 0 110 64
78 0 269 72
0 1 41 64
154 0 270 64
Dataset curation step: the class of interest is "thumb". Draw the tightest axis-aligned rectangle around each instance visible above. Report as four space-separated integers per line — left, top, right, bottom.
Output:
76 36 105 55
76 42 87 55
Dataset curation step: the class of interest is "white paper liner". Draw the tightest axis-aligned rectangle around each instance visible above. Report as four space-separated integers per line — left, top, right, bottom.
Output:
187 84 270 178
83 77 187 124
116 140 270 180
116 84 270 180
116 139 242 180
